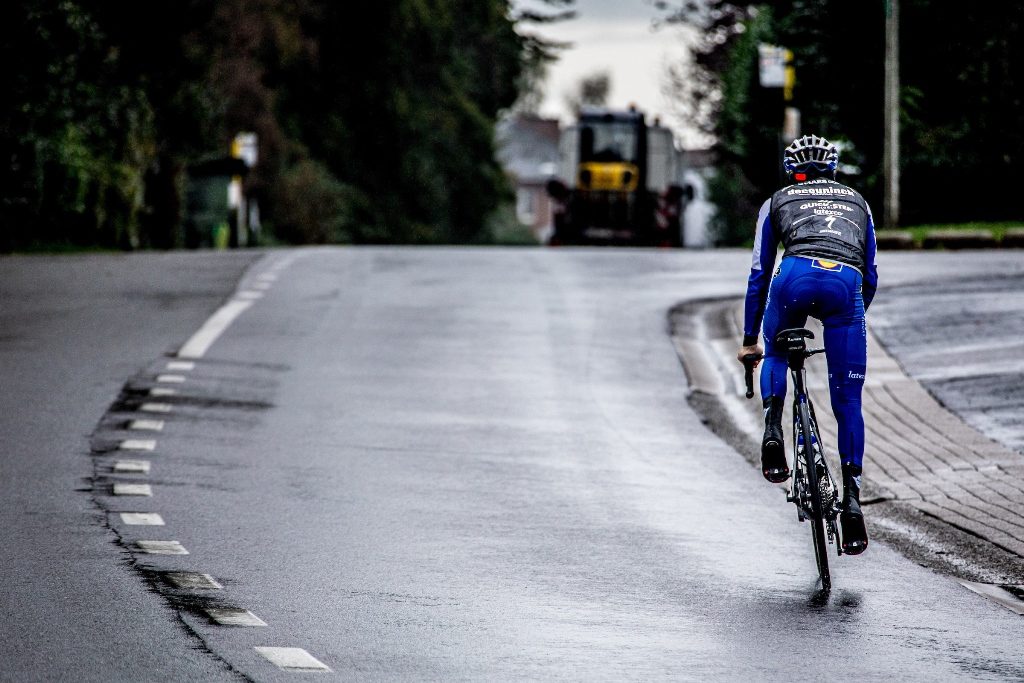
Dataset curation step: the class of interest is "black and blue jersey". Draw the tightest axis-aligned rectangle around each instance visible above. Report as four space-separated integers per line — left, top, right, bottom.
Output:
743 179 878 345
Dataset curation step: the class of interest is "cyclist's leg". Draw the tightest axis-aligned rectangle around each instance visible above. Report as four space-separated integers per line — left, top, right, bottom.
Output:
820 272 869 553
758 258 808 482
821 288 866 471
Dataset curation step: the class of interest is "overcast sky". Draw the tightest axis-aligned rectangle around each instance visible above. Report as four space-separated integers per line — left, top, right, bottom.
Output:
515 0 702 145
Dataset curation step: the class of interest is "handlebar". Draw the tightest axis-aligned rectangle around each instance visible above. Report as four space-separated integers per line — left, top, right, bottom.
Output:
741 353 763 399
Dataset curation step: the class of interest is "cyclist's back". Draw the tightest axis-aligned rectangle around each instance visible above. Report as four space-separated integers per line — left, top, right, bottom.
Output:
769 178 872 269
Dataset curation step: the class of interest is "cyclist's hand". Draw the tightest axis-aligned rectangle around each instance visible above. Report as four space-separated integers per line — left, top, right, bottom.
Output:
737 344 763 365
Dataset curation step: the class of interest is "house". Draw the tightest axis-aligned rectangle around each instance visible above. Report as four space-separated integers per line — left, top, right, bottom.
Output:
495 114 561 243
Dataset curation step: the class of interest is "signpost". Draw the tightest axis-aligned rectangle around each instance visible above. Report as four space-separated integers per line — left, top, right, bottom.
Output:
229 132 259 247
883 0 900 227
760 44 800 164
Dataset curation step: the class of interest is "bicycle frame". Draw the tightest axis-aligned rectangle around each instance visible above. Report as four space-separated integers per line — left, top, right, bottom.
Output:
742 327 843 591
777 328 842 590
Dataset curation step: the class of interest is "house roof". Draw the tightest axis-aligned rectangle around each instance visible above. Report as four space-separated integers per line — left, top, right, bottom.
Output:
496 114 561 182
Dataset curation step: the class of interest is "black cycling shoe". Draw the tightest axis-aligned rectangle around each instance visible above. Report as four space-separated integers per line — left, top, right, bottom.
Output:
840 464 869 555
761 396 789 483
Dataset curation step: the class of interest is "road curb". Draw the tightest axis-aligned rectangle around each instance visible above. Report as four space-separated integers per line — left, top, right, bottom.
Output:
670 297 1024 583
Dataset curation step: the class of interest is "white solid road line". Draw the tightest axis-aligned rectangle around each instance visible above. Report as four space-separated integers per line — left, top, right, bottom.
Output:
206 609 267 627
961 582 1024 616
165 572 223 589
113 483 152 496
119 439 156 451
254 647 331 672
120 512 164 526
166 360 195 371
236 291 264 300
113 460 150 474
140 403 173 413
135 540 189 555
129 419 164 431
177 299 253 359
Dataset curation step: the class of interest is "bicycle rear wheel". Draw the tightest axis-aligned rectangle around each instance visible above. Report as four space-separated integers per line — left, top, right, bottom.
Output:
798 400 831 591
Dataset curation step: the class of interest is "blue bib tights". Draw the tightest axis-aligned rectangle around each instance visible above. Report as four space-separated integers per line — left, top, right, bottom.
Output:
760 257 866 470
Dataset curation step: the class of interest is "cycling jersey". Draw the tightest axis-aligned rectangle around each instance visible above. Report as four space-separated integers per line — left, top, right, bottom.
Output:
743 179 878 346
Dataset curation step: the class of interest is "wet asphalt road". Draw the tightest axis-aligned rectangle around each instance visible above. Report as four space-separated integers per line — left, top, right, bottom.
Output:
0 252 258 681
3 247 1024 680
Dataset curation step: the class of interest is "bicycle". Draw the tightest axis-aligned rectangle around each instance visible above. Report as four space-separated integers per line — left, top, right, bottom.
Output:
743 328 843 592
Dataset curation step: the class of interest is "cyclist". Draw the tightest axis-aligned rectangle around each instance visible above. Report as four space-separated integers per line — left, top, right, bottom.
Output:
736 134 877 555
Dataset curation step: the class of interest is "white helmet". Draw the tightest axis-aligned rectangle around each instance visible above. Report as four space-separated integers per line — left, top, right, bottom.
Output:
783 134 839 177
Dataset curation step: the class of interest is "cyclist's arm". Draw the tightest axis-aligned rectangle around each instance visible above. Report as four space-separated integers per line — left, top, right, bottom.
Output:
863 205 879 310
742 199 779 345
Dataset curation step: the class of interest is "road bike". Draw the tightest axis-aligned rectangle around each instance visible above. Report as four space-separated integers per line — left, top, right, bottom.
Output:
743 328 843 591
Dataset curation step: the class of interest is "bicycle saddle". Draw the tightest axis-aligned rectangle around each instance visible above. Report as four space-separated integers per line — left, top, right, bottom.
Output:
775 327 814 352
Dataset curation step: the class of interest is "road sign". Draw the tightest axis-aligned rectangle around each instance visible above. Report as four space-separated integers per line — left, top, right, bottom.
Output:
758 44 788 88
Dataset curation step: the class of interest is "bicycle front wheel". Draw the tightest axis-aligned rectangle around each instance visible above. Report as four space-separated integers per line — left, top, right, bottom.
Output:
798 401 831 592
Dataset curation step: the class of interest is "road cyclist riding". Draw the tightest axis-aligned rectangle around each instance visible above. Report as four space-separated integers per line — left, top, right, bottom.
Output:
736 134 879 587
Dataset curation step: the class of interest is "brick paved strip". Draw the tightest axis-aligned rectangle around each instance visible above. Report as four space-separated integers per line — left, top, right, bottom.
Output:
673 297 1024 561
915 502 1024 557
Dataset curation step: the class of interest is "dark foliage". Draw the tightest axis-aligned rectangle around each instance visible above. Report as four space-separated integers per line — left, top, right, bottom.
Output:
1 0 558 250
661 1 1024 241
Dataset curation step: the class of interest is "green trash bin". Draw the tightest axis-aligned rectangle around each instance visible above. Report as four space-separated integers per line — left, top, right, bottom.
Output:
185 157 248 249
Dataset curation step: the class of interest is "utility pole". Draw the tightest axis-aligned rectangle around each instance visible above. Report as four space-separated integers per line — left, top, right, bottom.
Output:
883 0 900 227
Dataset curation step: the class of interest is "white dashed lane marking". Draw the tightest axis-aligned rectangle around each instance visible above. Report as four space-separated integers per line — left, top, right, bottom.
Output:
119 439 156 451
166 572 222 589
255 647 331 672
129 419 164 432
177 299 253 359
136 540 189 555
120 512 164 526
95 259 307 655
207 609 266 627
113 460 150 474
113 483 152 496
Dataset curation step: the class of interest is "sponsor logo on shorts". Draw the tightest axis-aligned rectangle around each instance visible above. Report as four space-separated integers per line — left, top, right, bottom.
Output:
848 371 866 380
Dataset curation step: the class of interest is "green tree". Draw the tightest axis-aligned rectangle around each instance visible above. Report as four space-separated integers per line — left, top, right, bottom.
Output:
0 1 158 250
1 0 560 250
276 0 527 244
660 3 778 243
662 1 1024 233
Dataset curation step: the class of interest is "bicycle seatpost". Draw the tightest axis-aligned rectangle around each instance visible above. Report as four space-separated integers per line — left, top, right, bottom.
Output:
742 353 763 399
